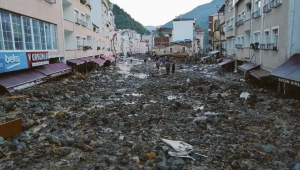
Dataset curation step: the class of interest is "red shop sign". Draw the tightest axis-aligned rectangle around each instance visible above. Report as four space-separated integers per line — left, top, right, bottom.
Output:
27 51 49 68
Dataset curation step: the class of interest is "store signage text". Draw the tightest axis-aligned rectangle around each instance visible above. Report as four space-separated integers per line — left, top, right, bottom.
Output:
278 78 300 87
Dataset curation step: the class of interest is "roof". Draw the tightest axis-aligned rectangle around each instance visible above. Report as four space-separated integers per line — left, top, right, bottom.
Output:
173 18 195 21
153 45 165 49
270 54 300 83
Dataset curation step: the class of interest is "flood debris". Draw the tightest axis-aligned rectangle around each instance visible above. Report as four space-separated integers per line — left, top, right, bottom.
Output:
0 57 299 169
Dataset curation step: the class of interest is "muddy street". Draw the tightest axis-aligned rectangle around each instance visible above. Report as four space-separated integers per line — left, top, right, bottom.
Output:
0 58 300 170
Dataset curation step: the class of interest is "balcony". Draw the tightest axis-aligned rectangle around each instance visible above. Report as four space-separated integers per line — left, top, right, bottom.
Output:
260 44 266 50
263 3 272 13
270 0 282 8
75 18 82 25
86 4 92 10
252 10 261 19
45 0 56 4
267 43 278 50
235 19 244 27
77 45 83 50
228 25 233 31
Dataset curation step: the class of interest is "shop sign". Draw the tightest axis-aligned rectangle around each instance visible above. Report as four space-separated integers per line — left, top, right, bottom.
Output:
27 52 49 67
0 52 28 73
278 78 300 87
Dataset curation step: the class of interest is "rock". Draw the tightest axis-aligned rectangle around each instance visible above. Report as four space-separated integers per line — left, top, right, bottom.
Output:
105 156 118 166
51 147 72 157
31 133 40 139
8 144 18 151
157 162 170 170
294 163 300 170
260 145 273 153
0 136 3 145
0 149 4 158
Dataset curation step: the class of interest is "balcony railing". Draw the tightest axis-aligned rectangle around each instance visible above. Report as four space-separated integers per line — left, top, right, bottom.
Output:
270 0 282 8
260 44 266 50
75 18 82 25
236 19 244 27
252 10 261 19
45 0 56 4
267 43 278 50
263 3 272 13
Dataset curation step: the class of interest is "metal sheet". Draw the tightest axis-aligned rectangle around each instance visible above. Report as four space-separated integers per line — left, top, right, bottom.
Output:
238 62 260 72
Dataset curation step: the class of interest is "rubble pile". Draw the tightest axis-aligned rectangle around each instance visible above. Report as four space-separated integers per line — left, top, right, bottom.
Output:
0 59 300 170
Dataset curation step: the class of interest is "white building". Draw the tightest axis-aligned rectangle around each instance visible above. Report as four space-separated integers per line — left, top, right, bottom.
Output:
172 18 196 52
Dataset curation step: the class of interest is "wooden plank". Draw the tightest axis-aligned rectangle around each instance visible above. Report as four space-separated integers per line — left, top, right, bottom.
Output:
0 118 22 138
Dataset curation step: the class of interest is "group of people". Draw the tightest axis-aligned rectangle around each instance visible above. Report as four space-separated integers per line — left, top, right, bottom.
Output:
155 57 176 75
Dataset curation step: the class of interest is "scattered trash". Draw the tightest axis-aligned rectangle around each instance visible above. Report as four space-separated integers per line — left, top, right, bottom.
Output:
6 95 26 99
240 92 250 100
161 138 207 160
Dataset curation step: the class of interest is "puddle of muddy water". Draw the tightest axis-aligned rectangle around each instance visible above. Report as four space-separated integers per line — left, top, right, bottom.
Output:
117 60 148 79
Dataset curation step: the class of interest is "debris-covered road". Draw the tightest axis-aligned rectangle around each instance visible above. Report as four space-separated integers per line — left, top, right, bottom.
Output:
0 57 300 170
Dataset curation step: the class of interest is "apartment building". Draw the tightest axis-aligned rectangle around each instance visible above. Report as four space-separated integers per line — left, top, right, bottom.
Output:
208 13 223 50
194 26 205 53
0 0 71 93
220 0 300 95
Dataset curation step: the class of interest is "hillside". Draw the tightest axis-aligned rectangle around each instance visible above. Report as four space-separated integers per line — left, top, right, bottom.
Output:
112 4 150 35
163 0 224 47
144 25 158 32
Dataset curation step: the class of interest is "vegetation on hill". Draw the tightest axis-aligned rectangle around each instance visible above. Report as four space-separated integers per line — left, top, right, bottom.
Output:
112 4 151 35
163 0 224 47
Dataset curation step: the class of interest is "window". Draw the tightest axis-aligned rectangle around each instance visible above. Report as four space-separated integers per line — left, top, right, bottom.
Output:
1 11 14 50
76 36 81 49
44 23 52 50
50 24 57 50
22 17 33 50
241 11 246 21
32 19 41 50
255 0 261 12
74 10 79 20
82 37 86 47
232 38 235 49
0 14 3 50
241 36 244 47
182 47 186 52
39 22 46 50
11 14 24 50
170 47 173 53
264 30 270 44
272 27 279 47
254 32 260 43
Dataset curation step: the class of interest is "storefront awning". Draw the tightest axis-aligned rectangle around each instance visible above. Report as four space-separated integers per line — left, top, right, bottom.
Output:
0 70 46 93
218 58 234 66
66 59 85 65
105 56 115 62
92 58 106 66
35 62 71 78
270 54 300 85
79 56 95 62
217 56 227 63
209 50 219 55
250 69 270 80
238 62 260 72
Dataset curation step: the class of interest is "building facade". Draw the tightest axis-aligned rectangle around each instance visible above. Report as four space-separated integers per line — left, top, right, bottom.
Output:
220 0 300 95
0 0 64 74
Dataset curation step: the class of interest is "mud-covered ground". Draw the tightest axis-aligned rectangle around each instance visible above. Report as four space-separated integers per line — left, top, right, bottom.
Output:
0 57 300 170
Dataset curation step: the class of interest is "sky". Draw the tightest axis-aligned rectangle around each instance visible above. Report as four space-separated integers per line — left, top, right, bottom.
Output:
110 0 212 26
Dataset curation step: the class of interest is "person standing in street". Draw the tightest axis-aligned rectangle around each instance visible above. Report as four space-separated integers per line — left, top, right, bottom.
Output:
156 60 160 70
144 58 147 64
130 58 133 64
172 61 176 74
165 60 171 75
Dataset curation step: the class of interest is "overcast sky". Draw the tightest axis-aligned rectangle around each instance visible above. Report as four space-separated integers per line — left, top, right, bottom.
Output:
110 0 212 26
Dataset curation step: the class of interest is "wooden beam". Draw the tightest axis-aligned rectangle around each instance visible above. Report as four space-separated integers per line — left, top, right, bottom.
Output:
0 118 22 138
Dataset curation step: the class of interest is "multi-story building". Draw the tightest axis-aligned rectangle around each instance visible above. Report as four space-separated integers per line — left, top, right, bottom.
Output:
220 0 300 96
0 0 68 93
208 13 223 50
194 26 205 54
